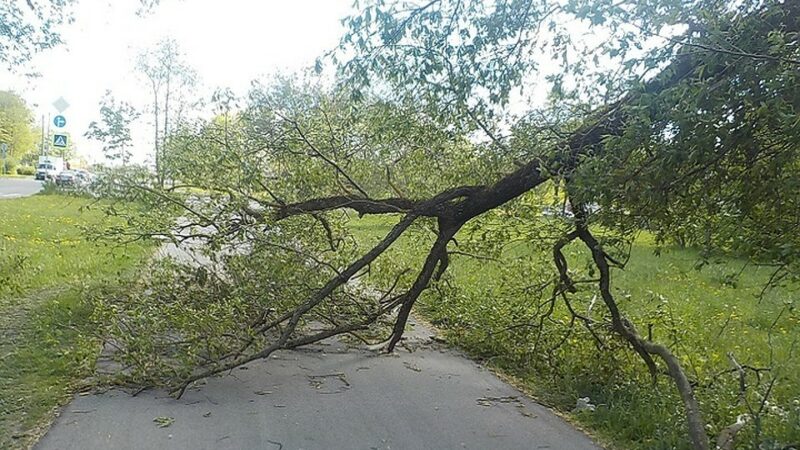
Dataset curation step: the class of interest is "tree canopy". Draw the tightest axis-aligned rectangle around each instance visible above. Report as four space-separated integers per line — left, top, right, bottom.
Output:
0 0 159 70
0 90 40 165
136 37 198 185
0 0 72 70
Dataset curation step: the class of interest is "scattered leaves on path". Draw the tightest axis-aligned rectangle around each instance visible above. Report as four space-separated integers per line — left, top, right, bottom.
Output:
153 416 174 428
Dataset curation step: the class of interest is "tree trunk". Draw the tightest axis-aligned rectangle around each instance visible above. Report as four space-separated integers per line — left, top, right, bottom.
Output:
152 79 160 187
163 72 170 188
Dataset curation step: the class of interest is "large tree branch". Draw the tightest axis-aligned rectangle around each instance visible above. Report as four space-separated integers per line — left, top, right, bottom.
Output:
276 185 485 220
276 195 416 219
387 220 460 351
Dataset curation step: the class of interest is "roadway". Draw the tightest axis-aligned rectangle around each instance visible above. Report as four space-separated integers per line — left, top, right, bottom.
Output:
36 320 602 450
0 177 42 198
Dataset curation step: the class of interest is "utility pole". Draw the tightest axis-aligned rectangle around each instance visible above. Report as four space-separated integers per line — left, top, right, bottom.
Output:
41 115 45 156
46 113 51 156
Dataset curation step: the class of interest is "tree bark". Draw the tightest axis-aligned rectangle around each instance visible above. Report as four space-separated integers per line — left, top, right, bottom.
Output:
151 78 161 187
163 70 170 188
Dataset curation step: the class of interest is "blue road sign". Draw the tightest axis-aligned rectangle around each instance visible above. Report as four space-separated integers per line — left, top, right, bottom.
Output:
54 115 66 128
53 134 68 148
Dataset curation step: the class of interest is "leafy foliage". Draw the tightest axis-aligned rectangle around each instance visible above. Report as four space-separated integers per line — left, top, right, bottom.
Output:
0 0 163 70
85 91 140 165
0 0 73 69
351 214 800 449
0 91 40 165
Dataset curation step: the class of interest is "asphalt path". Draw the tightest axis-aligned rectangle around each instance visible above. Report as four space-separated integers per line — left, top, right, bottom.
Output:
36 322 602 450
0 177 42 198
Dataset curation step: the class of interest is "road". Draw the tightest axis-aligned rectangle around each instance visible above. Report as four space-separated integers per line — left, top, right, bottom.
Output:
36 320 602 450
0 177 42 198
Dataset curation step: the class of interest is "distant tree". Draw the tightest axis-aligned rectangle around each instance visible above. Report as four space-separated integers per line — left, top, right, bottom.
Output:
85 91 140 165
0 91 40 164
136 38 197 186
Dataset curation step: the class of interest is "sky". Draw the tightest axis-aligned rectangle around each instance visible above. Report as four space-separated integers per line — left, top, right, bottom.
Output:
0 0 354 164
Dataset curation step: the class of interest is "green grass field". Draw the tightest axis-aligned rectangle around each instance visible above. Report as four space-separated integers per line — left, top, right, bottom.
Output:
348 214 800 449
0 195 152 449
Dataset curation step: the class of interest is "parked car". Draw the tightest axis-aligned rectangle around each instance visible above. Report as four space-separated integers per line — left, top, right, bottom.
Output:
75 169 94 184
56 170 93 187
55 170 77 186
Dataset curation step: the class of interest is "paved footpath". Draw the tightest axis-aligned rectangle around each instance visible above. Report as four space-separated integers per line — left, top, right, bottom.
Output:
36 321 602 450
0 178 42 198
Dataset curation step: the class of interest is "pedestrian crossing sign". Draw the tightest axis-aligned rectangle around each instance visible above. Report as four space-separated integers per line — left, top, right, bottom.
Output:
53 134 68 148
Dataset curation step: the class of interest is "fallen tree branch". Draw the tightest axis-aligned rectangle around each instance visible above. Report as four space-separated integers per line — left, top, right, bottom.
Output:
572 208 708 450
173 213 419 397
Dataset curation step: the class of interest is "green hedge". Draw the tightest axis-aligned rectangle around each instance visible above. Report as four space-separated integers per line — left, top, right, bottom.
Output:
1 158 18 175
16 166 35 176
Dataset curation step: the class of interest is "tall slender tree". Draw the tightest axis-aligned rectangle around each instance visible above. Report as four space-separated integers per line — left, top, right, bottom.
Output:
85 91 140 165
136 38 197 186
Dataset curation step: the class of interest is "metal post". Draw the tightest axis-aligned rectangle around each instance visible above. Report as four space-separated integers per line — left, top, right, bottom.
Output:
41 115 45 156
46 113 51 156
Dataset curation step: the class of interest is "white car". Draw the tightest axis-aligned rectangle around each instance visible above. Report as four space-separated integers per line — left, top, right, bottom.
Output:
35 156 65 180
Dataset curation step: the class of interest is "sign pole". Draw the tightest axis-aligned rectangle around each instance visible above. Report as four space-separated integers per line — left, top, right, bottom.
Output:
46 113 51 155
50 97 70 162
41 115 45 156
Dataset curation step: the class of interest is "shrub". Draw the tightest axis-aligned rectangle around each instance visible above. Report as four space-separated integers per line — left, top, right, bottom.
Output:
16 166 35 176
38 181 59 195
2 158 18 175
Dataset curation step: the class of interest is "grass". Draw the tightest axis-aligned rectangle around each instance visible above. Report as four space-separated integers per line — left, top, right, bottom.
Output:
0 195 152 449
347 214 800 449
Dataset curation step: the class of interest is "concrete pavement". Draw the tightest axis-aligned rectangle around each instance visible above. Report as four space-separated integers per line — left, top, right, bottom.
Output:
0 177 42 198
36 321 601 450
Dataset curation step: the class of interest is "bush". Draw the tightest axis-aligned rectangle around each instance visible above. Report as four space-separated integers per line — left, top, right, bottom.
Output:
38 181 57 195
1 158 18 175
16 166 35 176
